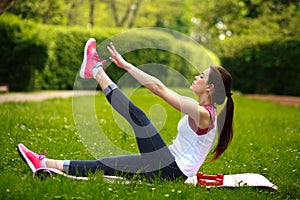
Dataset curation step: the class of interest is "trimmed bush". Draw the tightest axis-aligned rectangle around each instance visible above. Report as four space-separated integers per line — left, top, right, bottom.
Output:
1 14 220 91
0 14 220 91
0 14 48 91
34 26 123 90
219 36 300 96
1 14 298 95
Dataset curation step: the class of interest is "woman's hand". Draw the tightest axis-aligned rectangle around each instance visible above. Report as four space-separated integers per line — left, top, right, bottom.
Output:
107 42 131 70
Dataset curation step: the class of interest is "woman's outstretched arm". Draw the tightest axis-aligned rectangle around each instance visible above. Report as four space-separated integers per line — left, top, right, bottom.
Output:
107 42 210 129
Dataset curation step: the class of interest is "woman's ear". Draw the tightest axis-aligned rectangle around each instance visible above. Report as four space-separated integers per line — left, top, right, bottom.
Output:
207 83 214 92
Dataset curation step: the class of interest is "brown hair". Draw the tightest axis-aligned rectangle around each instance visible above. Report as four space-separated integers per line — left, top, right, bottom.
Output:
208 66 234 161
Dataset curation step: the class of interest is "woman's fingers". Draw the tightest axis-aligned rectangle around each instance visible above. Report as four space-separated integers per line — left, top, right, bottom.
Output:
107 42 118 56
110 42 118 54
107 45 114 57
109 56 116 63
107 42 128 69
107 42 122 64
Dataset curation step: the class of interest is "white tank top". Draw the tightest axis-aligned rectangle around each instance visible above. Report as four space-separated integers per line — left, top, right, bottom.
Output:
169 111 217 177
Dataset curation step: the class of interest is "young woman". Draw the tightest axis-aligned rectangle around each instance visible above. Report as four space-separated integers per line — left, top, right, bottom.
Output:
18 38 234 181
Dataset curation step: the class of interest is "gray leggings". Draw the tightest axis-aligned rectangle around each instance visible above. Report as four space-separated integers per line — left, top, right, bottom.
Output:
65 84 186 181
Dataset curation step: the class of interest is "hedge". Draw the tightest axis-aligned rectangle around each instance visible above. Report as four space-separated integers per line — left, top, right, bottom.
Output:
0 14 48 91
1 14 299 95
0 14 219 91
218 36 300 96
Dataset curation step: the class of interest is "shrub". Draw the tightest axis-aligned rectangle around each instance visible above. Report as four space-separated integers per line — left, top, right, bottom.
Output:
215 35 300 96
0 14 220 91
34 26 123 90
0 14 48 91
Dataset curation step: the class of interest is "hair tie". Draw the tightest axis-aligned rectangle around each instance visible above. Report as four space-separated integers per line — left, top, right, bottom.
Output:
227 92 233 97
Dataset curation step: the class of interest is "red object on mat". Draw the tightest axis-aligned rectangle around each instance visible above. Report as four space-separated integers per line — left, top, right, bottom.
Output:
197 172 224 186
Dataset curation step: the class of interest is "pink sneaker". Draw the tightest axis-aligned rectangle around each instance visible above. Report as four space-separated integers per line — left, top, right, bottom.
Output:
80 38 106 78
17 143 46 173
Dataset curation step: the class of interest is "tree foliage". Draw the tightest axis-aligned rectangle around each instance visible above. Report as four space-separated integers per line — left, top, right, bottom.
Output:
191 0 299 45
1 0 299 94
4 0 194 33
3 0 298 41
0 0 14 14
193 0 300 47
7 0 67 25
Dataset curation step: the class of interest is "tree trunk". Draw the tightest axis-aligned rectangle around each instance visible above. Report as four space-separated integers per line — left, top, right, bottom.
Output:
89 0 95 28
109 0 143 27
0 0 14 14
110 0 121 27
128 0 142 28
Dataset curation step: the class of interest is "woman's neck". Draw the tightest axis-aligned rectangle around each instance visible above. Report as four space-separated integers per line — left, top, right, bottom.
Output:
198 95 212 106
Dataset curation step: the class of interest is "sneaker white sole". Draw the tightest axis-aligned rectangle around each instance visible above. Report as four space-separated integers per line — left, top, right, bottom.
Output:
80 38 96 78
17 144 37 173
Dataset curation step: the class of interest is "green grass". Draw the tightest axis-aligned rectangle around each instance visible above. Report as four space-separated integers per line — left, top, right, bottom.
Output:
0 88 299 199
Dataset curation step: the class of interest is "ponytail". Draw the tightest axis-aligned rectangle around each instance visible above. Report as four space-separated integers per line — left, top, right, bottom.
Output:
208 66 234 161
211 95 234 161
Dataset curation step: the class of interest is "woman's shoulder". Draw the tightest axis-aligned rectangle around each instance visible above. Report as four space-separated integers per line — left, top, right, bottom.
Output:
202 104 216 122
188 104 216 135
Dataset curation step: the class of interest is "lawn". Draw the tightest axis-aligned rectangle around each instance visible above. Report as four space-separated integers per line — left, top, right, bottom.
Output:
0 88 299 199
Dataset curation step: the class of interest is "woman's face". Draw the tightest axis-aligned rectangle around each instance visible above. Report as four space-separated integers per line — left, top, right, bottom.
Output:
190 68 210 95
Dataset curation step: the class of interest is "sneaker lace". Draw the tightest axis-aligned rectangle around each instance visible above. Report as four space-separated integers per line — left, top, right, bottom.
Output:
35 152 47 160
92 51 101 62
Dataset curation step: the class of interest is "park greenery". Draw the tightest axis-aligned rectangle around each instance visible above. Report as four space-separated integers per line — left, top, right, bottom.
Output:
0 89 299 199
0 1 299 199
0 0 299 95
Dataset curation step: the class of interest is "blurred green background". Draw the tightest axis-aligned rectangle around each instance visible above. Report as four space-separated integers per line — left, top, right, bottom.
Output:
0 0 299 95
